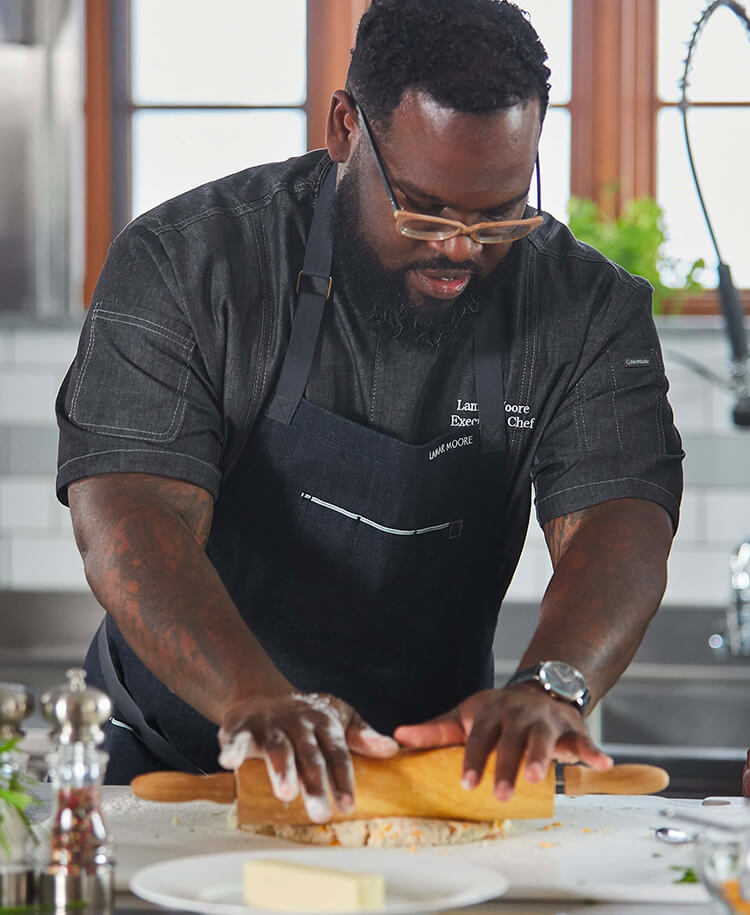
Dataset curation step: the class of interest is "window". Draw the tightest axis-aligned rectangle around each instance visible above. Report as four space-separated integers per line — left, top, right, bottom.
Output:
657 0 750 290
85 0 365 302
86 0 748 313
520 1 572 227
128 0 306 219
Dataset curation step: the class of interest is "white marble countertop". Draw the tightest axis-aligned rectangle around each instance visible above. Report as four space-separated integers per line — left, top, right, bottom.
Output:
28 785 748 913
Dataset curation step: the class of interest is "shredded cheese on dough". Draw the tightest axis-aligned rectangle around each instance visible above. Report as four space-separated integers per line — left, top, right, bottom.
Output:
228 804 510 848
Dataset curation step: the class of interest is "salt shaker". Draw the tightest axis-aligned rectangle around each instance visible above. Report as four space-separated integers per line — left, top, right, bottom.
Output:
0 682 36 908
38 667 114 912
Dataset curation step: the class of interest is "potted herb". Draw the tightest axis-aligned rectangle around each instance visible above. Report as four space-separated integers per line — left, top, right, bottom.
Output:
0 736 39 864
567 194 704 314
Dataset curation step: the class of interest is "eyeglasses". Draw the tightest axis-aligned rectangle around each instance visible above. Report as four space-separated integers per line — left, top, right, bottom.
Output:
354 102 543 245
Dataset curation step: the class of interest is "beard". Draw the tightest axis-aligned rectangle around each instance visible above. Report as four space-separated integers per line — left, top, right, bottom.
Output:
331 162 502 350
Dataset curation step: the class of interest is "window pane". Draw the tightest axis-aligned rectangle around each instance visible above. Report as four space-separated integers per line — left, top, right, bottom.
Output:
657 107 749 287
658 0 750 102
131 0 306 105
132 110 306 218
520 0 572 105
538 108 570 224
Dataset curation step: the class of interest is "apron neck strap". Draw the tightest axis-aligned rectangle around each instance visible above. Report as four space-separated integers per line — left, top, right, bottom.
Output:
473 303 506 453
266 163 337 425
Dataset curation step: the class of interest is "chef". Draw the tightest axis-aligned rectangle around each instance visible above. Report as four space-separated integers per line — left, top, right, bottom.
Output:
56 0 682 821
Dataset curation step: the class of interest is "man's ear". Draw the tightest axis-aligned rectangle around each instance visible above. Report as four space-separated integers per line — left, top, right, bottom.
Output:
326 90 359 163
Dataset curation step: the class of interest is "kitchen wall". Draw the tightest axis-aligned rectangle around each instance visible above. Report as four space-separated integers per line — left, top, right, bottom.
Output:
0 319 748 606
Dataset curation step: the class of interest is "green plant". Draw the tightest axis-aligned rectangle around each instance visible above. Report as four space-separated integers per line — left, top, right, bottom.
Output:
0 737 40 859
567 195 704 314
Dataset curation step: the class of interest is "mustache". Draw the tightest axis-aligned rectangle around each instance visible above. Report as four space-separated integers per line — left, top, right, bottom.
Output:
405 258 482 278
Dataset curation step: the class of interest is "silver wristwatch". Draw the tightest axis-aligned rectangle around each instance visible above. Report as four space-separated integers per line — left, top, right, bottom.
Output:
505 660 591 713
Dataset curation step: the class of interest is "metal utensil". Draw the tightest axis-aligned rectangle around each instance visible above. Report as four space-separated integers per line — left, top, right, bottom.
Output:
654 826 698 844
660 807 746 833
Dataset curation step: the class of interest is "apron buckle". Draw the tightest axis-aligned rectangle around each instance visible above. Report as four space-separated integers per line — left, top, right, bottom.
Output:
448 519 464 540
296 270 333 300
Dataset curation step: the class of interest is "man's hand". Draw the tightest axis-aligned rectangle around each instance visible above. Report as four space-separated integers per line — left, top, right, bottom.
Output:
394 684 612 800
218 691 399 823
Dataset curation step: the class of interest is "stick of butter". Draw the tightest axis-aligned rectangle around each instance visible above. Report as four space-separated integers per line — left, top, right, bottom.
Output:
243 858 386 911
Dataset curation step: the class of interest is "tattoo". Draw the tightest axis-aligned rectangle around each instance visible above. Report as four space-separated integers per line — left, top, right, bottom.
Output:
543 507 595 568
69 474 254 714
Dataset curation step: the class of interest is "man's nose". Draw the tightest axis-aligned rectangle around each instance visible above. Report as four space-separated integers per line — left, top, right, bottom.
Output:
426 232 482 262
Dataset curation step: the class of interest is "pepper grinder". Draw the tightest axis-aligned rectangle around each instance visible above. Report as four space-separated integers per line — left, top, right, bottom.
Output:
0 682 36 908
39 667 114 912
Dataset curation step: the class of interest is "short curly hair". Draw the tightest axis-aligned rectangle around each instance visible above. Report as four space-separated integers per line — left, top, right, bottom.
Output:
346 0 550 130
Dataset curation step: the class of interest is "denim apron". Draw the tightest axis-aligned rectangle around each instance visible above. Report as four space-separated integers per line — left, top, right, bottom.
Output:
88 164 510 778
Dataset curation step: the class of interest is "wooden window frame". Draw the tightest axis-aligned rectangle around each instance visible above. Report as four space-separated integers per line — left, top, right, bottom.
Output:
84 0 364 304
569 0 748 315
85 0 747 313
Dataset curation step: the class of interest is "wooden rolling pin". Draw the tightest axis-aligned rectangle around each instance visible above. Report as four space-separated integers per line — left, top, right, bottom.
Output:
130 748 669 825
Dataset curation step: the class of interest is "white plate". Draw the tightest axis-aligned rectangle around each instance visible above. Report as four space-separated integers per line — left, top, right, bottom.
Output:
130 848 509 915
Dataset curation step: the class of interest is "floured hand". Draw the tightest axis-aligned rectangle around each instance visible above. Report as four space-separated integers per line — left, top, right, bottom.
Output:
218 691 398 823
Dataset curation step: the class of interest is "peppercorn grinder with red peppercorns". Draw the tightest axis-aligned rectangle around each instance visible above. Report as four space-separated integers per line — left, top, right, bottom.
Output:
38 667 114 912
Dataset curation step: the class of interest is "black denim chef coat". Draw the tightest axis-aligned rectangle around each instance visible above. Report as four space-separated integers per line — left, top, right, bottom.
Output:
56 150 683 777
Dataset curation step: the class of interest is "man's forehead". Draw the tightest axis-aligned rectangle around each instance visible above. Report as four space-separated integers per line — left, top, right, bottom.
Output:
374 90 541 206
385 89 541 137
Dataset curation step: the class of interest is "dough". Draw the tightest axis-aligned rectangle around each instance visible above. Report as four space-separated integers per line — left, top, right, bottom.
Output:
229 804 510 848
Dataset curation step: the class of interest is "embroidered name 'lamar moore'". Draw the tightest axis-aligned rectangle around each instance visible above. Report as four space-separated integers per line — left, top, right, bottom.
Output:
450 398 536 430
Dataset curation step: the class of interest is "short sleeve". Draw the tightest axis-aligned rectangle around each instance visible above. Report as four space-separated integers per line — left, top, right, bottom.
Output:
56 225 224 505
530 289 684 530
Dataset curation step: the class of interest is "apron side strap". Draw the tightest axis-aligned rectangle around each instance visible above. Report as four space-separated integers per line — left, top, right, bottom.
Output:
96 622 203 774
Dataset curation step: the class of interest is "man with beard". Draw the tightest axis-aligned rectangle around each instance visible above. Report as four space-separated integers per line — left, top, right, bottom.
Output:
56 0 682 817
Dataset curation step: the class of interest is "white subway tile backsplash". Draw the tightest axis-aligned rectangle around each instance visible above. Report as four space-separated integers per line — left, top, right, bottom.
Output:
664 547 731 607
665 376 712 434
0 536 9 587
506 544 551 603
0 370 61 424
9 535 87 590
673 489 702 545
0 477 55 531
10 329 81 369
705 489 750 547
525 517 548 552
51 496 73 532
710 383 743 435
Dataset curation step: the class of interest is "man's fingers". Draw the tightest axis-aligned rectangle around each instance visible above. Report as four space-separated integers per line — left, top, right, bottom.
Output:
346 717 400 757
490 729 530 802
262 728 299 802
555 731 613 770
460 715 503 789
316 719 356 813
293 730 333 823
217 728 258 769
521 721 556 784
393 717 465 749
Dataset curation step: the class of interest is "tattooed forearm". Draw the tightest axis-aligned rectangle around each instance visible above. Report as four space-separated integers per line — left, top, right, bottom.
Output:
543 507 594 568
68 473 290 723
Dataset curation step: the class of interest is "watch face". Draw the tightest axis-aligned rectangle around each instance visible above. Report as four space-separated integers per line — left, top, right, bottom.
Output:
539 660 587 701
